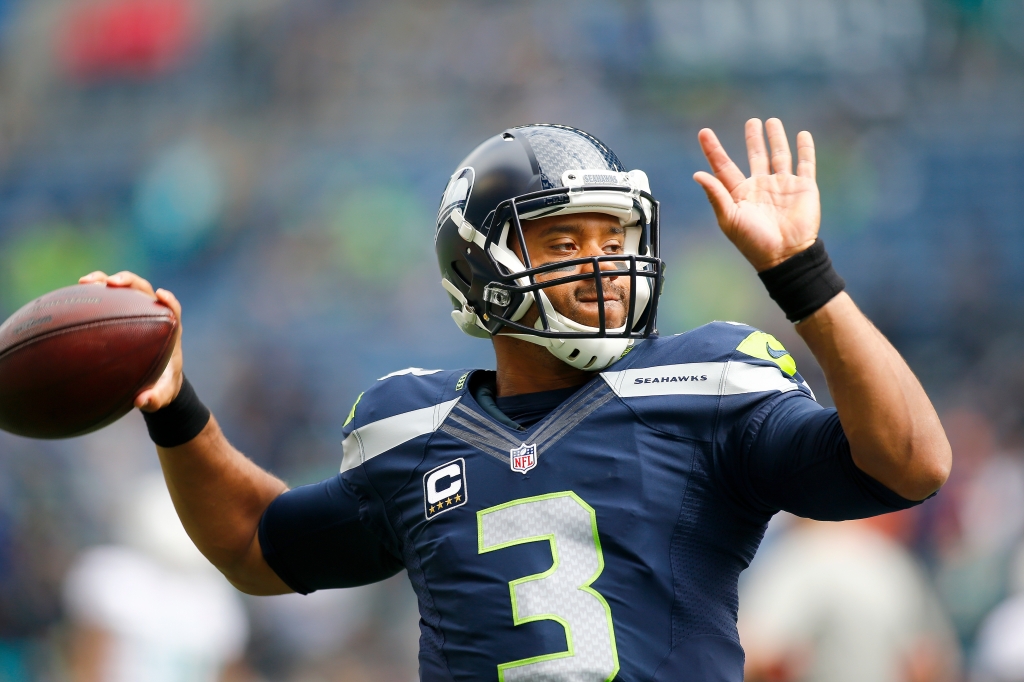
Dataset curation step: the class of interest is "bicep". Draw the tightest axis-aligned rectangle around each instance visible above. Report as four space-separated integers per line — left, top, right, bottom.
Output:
258 474 404 594
743 396 923 520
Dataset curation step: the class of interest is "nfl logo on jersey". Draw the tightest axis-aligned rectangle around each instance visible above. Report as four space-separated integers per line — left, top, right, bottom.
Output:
510 443 538 474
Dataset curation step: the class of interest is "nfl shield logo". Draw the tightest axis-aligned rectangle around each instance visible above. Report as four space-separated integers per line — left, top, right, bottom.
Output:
510 443 538 474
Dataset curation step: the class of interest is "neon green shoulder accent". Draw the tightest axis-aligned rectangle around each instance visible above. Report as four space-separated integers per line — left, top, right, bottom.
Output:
343 392 364 427
736 331 797 377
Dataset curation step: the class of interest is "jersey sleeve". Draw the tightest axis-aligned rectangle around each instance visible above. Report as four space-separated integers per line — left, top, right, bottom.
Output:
258 472 404 594
728 392 925 520
259 367 464 594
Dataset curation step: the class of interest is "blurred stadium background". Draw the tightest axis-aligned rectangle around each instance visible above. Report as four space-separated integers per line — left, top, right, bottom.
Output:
1 0 1024 680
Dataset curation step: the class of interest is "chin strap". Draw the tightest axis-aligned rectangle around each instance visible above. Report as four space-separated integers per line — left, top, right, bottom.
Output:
502 291 634 371
503 331 632 372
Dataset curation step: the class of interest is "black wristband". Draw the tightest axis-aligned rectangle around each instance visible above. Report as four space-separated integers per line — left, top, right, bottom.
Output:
757 238 846 323
142 375 211 448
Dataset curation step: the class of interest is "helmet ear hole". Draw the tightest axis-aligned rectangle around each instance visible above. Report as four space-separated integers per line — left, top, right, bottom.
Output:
567 349 581 361
451 261 472 287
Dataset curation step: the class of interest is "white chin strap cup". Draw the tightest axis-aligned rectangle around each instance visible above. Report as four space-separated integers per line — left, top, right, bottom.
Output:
508 330 633 372
507 278 651 371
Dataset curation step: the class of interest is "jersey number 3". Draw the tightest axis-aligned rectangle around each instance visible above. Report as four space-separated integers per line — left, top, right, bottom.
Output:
477 492 620 682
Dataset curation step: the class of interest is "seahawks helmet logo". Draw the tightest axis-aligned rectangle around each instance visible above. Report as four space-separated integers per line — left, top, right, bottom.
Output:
437 167 474 234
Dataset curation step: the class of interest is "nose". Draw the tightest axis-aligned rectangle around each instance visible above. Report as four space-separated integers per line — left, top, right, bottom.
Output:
599 259 620 283
578 244 621 282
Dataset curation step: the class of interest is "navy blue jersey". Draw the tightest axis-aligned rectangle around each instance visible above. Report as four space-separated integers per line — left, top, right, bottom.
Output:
259 322 920 682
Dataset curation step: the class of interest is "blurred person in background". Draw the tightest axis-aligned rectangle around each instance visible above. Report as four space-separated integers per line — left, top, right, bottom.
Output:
973 543 1024 682
739 511 960 682
245 577 419 682
929 409 1024 649
62 473 251 682
0 433 88 682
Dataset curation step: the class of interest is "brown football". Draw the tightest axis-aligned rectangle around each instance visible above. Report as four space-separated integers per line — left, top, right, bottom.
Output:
0 284 177 439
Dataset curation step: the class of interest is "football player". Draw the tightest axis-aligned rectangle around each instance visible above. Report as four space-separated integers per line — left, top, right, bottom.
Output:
81 119 951 682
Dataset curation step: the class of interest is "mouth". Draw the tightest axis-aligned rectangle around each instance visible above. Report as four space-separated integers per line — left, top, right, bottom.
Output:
575 298 624 310
571 284 629 330
532 276 632 329
575 284 625 305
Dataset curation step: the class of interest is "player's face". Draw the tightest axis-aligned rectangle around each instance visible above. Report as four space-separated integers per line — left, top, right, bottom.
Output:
512 212 631 329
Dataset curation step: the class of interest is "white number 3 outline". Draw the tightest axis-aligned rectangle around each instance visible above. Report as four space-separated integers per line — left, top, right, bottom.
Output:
477 491 620 682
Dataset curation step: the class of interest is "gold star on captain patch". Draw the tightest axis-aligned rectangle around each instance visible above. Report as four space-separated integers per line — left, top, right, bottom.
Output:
454 493 462 503
446 497 453 506
429 505 435 514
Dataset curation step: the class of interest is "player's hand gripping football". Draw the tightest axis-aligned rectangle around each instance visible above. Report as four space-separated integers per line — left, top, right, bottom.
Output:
693 118 820 272
78 271 184 412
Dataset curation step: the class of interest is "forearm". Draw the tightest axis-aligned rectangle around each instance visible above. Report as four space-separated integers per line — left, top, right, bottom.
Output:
73 272 293 593
693 119 950 500
156 415 291 593
795 292 951 500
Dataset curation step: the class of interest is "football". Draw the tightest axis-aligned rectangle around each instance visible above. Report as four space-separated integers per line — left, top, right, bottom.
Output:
0 284 177 439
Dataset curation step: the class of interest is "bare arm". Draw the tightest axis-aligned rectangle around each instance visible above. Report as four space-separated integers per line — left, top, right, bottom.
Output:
156 417 291 594
693 119 951 501
79 271 292 595
795 294 949 500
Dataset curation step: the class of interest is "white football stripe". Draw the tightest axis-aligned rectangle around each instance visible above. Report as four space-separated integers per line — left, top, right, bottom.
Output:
341 398 461 472
601 361 799 398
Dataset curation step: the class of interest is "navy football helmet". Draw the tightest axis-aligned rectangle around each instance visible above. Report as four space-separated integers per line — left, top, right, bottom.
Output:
435 124 664 371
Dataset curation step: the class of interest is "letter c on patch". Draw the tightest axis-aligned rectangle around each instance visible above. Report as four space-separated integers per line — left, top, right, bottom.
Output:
426 463 462 505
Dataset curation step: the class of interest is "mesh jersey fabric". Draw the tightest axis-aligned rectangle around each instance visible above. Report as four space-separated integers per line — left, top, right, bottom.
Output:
259 321 924 682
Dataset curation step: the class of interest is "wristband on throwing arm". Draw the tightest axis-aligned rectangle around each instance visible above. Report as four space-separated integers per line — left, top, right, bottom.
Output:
757 238 846 323
142 375 211 448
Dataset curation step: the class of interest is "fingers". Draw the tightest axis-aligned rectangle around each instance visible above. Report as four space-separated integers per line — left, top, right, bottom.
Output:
745 119 770 176
79 271 109 284
78 270 158 299
108 271 157 298
134 290 184 412
693 171 737 228
79 274 183 412
155 288 182 322
697 128 747 194
765 118 792 175
796 130 816 180
77 271 183 413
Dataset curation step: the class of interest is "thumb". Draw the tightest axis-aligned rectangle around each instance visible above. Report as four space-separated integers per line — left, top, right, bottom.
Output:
135 389 157 412
693 172 736 228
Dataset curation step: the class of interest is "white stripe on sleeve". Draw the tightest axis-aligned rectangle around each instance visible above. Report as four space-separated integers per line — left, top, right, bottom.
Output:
341 398 461 472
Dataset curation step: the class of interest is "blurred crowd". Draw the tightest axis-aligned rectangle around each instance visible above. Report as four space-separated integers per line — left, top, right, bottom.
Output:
0 0 1023 680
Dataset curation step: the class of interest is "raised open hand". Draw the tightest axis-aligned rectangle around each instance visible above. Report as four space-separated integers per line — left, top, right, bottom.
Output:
693 118 820 272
